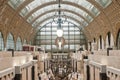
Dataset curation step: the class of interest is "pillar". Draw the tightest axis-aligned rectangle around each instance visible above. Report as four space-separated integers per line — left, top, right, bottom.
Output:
27 66 32 80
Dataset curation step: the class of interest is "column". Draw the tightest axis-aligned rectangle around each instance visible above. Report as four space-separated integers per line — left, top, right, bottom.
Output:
27 66 32 80
95 68 100 80
90 65 94 80
34 63 38 80
32 62 38 80
21 68 27 80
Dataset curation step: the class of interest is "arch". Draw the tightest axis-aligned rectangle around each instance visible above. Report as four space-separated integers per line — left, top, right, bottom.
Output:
0 32 4 51
91 38 97 51
16 37 22 51
6 33 15 50
25 1 95 19
39 20 81 30
23 39 27 45
17 0 102 16
116 29 120 49
30 9 89 24
34 21 86 52
32 12 88 28
98 35 104 50
106 32 114 48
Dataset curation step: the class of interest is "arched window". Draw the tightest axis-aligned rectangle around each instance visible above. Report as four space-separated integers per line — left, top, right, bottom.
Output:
29 41 32 45
0 32 4 51
98 35 104 50
106 32 114 48
23 39 27 45
16 37 22 51
116 30 120 49
6 33 14 50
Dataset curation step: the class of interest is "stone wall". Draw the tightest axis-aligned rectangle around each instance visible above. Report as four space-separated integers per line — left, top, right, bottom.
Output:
84 0 120 46
0 0 36 45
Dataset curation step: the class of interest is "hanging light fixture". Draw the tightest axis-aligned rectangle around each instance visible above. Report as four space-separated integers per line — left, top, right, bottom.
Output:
53 0 67 37
57 0 63 37
54 0 67 49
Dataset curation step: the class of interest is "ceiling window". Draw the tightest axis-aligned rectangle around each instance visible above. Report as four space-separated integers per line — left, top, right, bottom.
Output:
6 33 14 50
8 0 25 9
16 37 22 51
95 0 112 8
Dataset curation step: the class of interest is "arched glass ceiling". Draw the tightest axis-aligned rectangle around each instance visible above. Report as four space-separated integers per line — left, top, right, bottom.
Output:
35 16 84 29
95 0 112 8
8 0 25 9
39 18 80 29
32 12 87 28
8 0 112 11
19 0 99 17
32 12 55 27
20 0 56 17
64 0 100 16
7 0 112 29
26 4 93 24
27 5 58 23
64 12 88 26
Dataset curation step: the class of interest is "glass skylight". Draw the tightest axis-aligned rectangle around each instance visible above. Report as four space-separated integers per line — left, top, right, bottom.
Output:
64 0 100 16
8 0 25 9
27 5 58 23
27 4 93 24
39 18 80 28
20 0 55 16
32 13 55 27
95 0 112 8
64 12 86 23
32 11 88 28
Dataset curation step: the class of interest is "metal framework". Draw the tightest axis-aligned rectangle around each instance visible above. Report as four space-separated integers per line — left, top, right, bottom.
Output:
34 21 86 53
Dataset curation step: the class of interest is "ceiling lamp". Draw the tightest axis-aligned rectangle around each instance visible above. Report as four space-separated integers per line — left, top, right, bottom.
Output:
53 0 67 37
56 28 63 37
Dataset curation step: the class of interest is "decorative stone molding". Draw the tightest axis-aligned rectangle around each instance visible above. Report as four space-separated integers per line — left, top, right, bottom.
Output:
0 67 15 78
107 67 120 75
89 61 106 73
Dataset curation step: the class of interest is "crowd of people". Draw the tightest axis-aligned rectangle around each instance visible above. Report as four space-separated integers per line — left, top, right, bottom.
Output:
38 69 55 80
68 72 83 80
38 67 83 80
